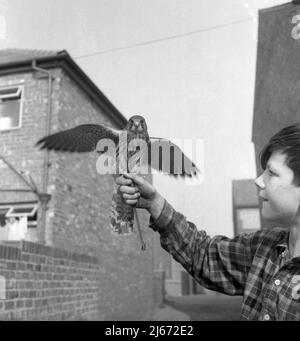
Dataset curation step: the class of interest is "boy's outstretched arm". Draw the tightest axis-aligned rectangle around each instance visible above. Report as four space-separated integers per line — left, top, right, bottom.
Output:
116 173 252 296
116 173 165 220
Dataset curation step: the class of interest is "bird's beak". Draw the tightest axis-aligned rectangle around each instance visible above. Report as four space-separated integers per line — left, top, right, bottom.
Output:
131 121 140 131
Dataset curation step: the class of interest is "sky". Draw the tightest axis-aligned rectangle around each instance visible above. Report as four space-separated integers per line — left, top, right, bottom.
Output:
0 0 288 237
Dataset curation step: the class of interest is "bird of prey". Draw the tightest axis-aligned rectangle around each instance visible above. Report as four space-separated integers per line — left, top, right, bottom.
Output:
36 115 199 250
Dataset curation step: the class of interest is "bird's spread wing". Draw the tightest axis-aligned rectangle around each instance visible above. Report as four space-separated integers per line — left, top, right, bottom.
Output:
36 124 120 152
149 138 199 177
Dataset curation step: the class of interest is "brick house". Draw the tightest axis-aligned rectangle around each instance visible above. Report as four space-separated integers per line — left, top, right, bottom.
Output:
252 2 300 228
0 49 156 320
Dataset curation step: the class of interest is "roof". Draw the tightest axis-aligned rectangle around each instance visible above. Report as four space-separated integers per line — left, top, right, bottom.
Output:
232 179 259 207
0 48 127 128
0 48 64 64
258 1 296 14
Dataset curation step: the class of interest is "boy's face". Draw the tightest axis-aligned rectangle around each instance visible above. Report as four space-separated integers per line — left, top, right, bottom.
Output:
255 151 300 225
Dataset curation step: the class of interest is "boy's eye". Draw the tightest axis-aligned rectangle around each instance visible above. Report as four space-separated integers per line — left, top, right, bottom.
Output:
268 169 276 176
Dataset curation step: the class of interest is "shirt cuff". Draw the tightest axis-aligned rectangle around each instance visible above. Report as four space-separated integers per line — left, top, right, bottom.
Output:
149 200 174 232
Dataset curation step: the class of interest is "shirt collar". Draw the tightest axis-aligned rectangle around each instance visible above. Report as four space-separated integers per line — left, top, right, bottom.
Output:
275 229 289 255
274 229 300 266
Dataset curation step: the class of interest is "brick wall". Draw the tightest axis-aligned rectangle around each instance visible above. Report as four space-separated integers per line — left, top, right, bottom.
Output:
0 67 156 320
0 71 62 243
0 241 99 321
0 70 61 205
45 69 122 251
252 3 300 229
46 70 156 320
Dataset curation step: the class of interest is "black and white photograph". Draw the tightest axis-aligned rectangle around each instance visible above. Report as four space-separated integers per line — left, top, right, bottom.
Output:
0 0 300 322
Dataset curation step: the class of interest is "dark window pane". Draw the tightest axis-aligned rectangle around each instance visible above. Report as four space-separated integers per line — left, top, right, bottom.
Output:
28 211 38 228
0 214 5 227
0 208 9 215
0 209 9 227
10 207 34 214
0 87 19 96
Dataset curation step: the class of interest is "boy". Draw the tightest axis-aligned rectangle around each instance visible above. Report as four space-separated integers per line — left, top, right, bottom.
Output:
117 124 300 321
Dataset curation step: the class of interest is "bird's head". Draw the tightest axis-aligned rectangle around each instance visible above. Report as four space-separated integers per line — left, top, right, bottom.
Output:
126 115 148 134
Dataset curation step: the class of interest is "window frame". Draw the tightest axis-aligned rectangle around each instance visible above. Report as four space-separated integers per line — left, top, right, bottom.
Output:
0 202 38 229
234 205 261 236
0 205 12 214
0 85 24 132
0 207 10 228
6 204 38 218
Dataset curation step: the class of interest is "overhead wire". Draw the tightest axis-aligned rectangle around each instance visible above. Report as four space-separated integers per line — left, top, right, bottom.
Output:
74 17 255 59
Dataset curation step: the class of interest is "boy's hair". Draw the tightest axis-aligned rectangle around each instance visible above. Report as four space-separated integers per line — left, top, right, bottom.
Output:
260 124 300 186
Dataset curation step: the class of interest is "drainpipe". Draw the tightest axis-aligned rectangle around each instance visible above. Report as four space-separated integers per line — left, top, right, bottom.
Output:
32 60 53 244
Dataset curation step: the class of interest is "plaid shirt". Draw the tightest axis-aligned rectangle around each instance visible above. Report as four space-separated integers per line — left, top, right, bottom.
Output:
149 200 300 321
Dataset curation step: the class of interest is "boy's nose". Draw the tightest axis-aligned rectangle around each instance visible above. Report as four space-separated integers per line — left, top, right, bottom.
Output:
254 174 265 189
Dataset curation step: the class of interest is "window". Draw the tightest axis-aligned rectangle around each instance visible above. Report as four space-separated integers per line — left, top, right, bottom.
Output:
0 207 9 227
0 86 23 131
235 208 261 235
0 203 38 228
7 204 38 217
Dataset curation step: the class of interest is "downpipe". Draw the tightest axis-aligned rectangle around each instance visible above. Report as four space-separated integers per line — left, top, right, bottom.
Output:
32 60 53 244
